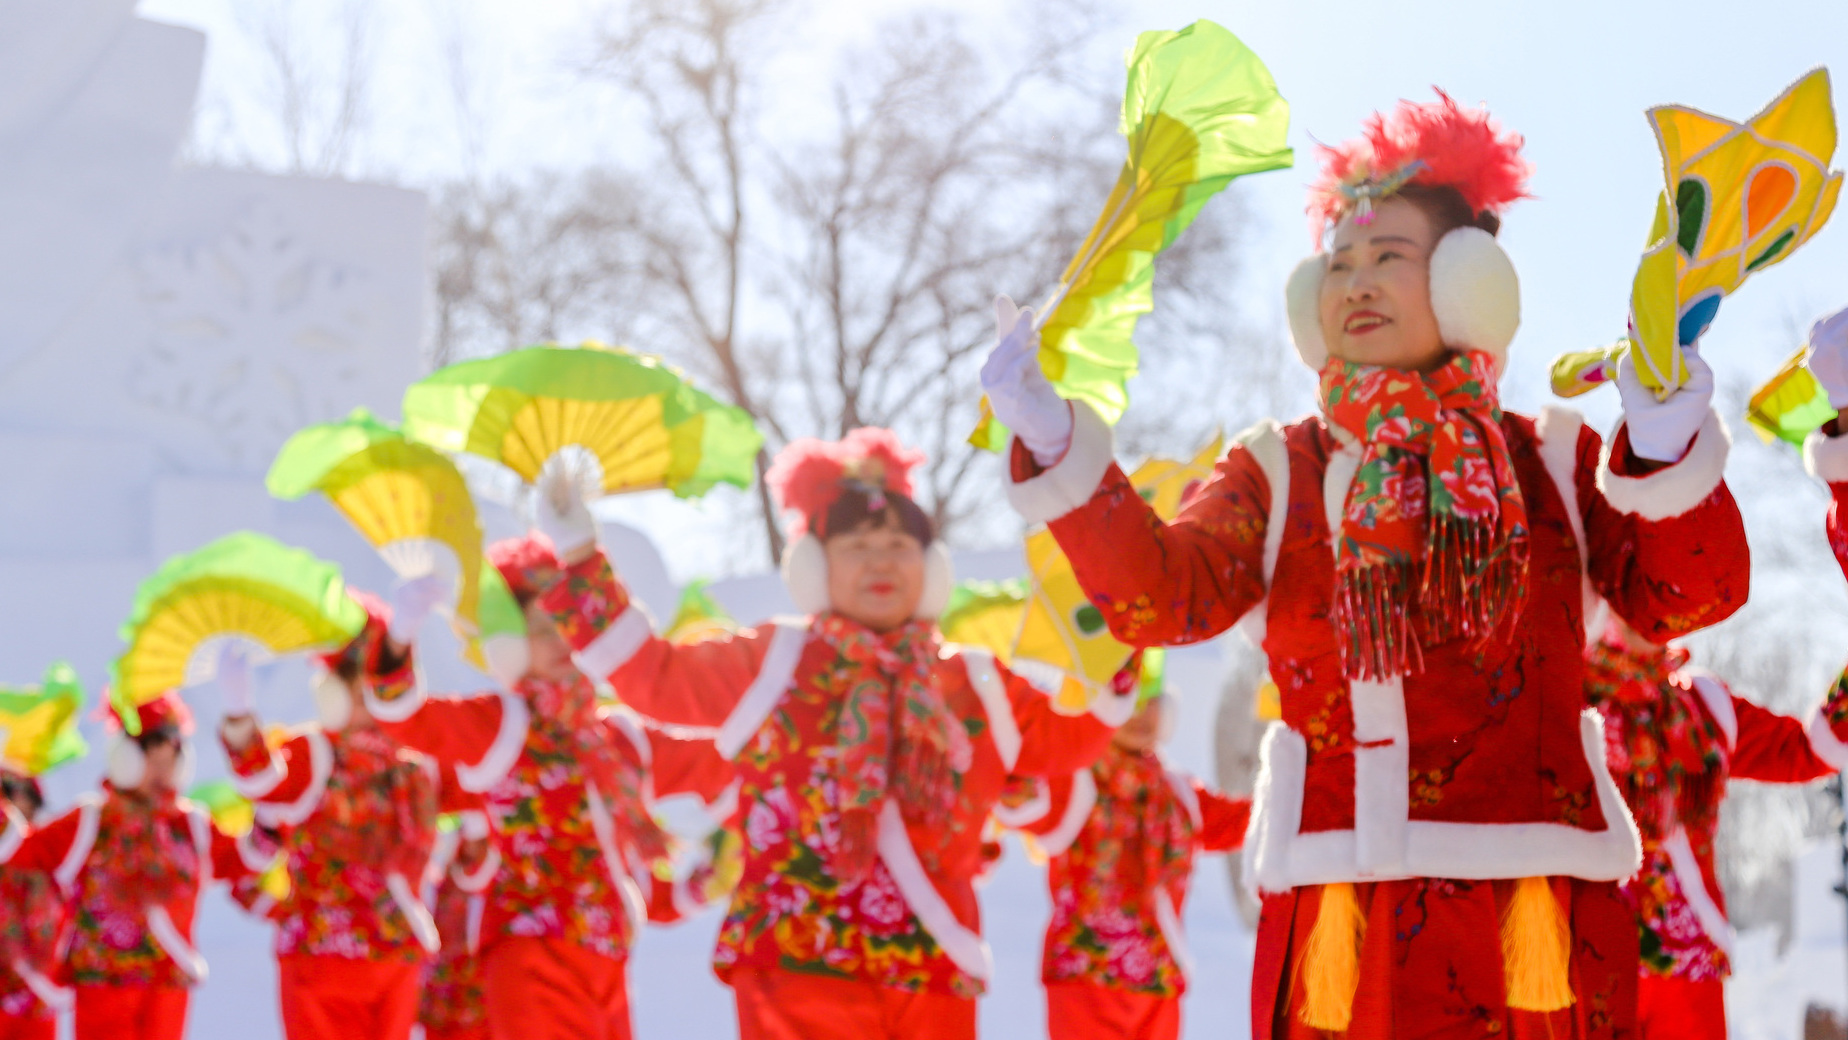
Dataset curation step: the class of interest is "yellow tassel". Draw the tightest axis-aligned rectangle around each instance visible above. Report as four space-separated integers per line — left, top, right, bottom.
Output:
1298 881 1364 1030
1501 875 1574 1011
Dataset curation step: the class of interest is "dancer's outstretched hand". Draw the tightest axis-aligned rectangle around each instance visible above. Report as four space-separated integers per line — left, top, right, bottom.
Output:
1806 305 1848 410
1617 346 1714 463
534 455 598 556
208 642 255 718
981 295 1072 465
389 572 454 645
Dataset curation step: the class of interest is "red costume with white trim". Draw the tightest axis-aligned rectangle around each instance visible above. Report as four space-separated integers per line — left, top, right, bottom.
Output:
1585 628 1848 1039
0 698 263 1040
1001 94 1750 1037
998 744 1250 1040
0 804 61 1040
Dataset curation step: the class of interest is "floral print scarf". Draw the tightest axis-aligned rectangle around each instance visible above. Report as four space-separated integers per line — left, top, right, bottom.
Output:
1319 349 1529 679
815 613 972 881
1584 637 1723 841
1090 746 1192 898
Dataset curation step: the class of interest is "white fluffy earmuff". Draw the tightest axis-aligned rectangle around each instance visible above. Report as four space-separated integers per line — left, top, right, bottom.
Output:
105 733 146 789
482 636 531 691
780 533 830 615
312 667 354 732
778 534 955 620
1285 226 1521 374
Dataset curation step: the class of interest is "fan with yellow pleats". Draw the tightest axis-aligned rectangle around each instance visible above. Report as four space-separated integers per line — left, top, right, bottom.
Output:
938 579 1028 663
401 343 762 501
112 533 366 732
269 409 488 664
0 662 88 777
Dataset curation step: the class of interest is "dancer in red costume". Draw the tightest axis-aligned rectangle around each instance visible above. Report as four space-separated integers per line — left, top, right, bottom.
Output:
1585 613 1848 1039
535 428 1130 1040
201 594 465 1040
358 540 735 1040
0 773 64 1040
981 93 1748 1037
0 693 267 1040
419 813 497 1040
998 687 1250 1040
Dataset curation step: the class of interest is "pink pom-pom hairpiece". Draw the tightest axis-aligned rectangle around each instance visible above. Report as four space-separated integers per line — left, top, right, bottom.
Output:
1307 89 1532 242
765 428 926 538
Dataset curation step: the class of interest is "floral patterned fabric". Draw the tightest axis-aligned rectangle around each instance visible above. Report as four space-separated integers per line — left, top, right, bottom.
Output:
0 812 62 1021
1013 749 1249 998
1318 350 1529 679
543 552 1122 998
420 866 487 1038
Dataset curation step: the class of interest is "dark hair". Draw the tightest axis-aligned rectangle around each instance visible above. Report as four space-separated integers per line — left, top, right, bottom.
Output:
1396 182 1501 238
134 725 182 752
819 488 935 547
1 773 43 818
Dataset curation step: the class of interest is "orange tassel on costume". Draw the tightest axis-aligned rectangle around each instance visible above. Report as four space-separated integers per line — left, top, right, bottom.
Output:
1297 881 1364 1029
1501 875 1574 1011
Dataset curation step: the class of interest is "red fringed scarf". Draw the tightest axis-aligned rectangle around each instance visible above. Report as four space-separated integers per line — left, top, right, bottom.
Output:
1583 639 1724 842
816 614 972 882
1319 349 1530 679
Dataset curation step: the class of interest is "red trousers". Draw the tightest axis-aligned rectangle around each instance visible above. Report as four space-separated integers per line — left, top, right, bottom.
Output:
1635 975 1725 1040
731 968 976 1040
1047 981 1180 1040
0 1012 55 1040
73 985 189 1040
278 954 422 1040
481 938 630 1040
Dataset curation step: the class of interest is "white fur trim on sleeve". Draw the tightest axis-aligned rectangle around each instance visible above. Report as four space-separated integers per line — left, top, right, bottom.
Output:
147 905 208 983
876 800 993 981
716 622 808 760
1233 419 1291 647
1684 671 1738 750
1804 428 1848 485
387 871 441 955
956 648 1020 771
453 846 501 894
1034 769 1097 858
601 705 652 767
253 731 333 829
1806 710 1848 771
1153 889 1196 989
1241 723 1305 900
228 754 286 801
1596 409 1729 521
1089 681 1138 727
990 778 1052 830
573 605 654 679
1006 400 1115 527
454 692 530 793
0 813 24 864
364 674 429 725
53 797 102 891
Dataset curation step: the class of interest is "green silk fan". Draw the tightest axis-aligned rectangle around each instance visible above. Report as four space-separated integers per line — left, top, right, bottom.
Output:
113 533 366 732
972 19 1293 449
0 662 89 777
401 343 762 499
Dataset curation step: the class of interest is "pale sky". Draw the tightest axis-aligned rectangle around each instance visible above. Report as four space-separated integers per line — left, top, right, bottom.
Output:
135 0 1848 573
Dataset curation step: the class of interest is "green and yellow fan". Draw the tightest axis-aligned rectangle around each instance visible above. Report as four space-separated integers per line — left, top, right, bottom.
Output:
188 778 256 837
401 343 762 500
112 533 367 732
665 580 736 645
972 19 1292 449
475 563 530 688
0 662 88 777
268 408 488 663
1014 435 1224 711
938 579 1028 663
1747 344 1839 446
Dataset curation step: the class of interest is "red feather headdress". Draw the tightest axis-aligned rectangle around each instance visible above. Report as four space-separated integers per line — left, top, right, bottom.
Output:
1307 89 1531 241
766 428 926 538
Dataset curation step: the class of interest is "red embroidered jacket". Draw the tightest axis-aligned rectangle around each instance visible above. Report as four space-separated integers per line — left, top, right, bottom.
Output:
1009 402 1747 891
542 552 1129 997
1 786 264 988
999 748 1250 998
0 807 67 1020
1589 654 1848 982
364 663 734 963
221 718 470 962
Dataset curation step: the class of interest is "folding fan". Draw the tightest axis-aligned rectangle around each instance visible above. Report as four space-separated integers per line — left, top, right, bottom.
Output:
112 533 366 732
665 580 737 645
938 579 1028 662
972 19 1292 448
401 343 762 500
269 408 488 663
1746 346 1839 446
0 661 88 777
187 779 256 837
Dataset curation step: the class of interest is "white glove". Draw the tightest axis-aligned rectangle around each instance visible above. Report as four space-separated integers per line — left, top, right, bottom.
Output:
1616 346 1715 463
209 642 255 717
534 455 599 555
389 572 455 644
1806 305 1848 409
980 294 1073 466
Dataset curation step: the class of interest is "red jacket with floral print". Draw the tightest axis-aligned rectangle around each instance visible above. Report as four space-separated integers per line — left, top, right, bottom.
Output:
997 748 1249 998
222 718 467 962
1586 639 1848 982
1 807 66 1020
541 551 1129 997
364 659 735 963
1008 401 1747 893
1 786 263 988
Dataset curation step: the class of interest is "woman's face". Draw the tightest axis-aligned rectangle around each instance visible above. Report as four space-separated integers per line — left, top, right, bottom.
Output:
1318 196 1449 372
824 520 925 633
139 733 182 794
524 600 579 681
